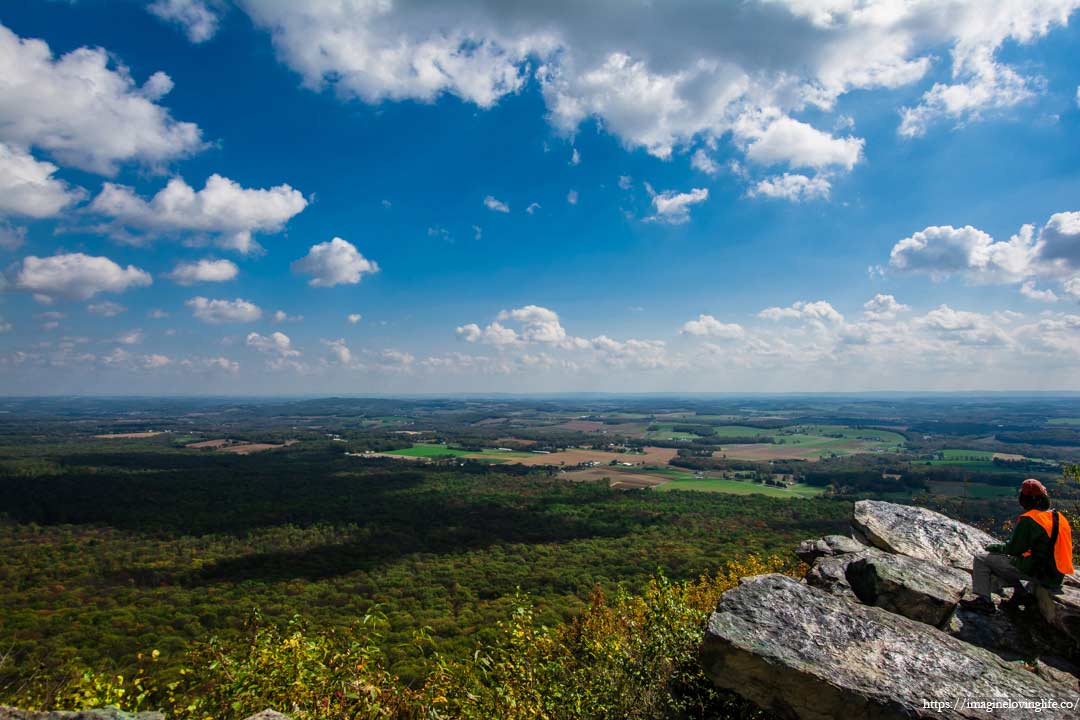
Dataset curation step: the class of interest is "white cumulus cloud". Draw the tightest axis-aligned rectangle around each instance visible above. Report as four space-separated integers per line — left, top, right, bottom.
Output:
0 143 85 219
322 338 354 366
246 331 299 357
0 22 203 174
690 149 719 175
1019 281 1058 302
484 195 510 213
740 115 863 171
186 296 262 324
644 185 708 224
12 252 152 302
291 237 379 287
90 174 308 254
749 173 831 202
148 0 223 43
166 258 239 285
862 294 910 321
680 314 745 339
759 300 844 324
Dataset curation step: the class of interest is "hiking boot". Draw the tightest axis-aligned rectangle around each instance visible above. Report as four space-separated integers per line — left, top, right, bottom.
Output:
1001 591 1035 611
960 596 997 615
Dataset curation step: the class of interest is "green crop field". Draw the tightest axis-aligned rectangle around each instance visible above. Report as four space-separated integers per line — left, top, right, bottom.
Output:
789 424 906 445
923 449 1012 472
710 425 774 438
387 445 536 461
656 477 825 497
386 443 471 458
644 424 702 440
1047 417 1080 426
928 481 1016 498
937 449 996 459
466 449 537 462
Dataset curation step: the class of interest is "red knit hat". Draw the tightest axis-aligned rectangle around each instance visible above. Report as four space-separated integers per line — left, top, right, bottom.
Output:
1020 478 1047 497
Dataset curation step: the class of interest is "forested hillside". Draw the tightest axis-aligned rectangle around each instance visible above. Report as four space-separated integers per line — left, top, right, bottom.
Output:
0 440 847 713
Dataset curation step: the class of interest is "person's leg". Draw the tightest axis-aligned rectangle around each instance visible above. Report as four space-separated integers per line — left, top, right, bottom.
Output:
972 552 1025 599
971 552 994 599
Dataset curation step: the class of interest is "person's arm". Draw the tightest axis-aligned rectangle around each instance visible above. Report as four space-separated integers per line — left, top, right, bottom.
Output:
985 522 1017 553
1000 516 1041 557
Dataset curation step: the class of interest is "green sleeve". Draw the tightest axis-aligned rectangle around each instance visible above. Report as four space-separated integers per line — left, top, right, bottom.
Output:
1002 516 1042 557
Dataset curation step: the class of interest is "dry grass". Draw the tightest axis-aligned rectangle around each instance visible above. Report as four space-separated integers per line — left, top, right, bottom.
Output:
508 446 677 467
713 443 827 461
187 439 297 454
556 420 606 432
186 439 231 449
560 467 668 489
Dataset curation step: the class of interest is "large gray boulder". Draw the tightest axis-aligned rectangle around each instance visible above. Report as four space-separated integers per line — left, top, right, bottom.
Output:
845 552 970 627
804 548 881 599
241 713 293 720
0 709 163 720
795 534 866 564
852 499 997 570
700 574 1069 720
1036 584 1080 645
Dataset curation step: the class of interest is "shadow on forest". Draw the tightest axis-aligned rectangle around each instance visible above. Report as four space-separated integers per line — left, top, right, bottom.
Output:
0 450 431 535
179 496 640 585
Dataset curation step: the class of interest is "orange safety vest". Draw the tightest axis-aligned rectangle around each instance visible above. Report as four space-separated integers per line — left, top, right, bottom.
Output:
1019 509 1076 576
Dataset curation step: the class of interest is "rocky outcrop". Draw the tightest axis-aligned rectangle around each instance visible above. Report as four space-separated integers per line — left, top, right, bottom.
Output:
795 534 865 564
804 547 880 599
701 574 1069 719
845 551 970 627
702 500 1080 720
1035 584 1080 644
851 499 996 570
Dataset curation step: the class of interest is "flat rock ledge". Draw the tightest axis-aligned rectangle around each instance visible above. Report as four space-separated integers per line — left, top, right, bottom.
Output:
701 574 1070 720
852 499 997 570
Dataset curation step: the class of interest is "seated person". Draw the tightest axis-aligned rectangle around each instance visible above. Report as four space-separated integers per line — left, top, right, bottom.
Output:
963 478 1074 614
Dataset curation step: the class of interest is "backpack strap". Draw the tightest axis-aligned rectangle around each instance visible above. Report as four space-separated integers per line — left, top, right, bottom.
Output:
1041 510 1061 578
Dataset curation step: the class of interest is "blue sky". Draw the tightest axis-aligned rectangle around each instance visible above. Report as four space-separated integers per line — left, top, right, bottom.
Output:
2 0 1080 393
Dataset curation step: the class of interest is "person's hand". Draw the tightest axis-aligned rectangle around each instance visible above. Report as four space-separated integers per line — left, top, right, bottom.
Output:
985 543 1004 553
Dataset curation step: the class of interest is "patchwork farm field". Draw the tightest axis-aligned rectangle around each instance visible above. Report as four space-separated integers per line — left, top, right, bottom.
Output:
559 467 669 489
711 423 905 460
94 431 166 439
381 443 677 466
509 446 679 467
384 443 535 461
559 464 826 497
656 476 825 497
